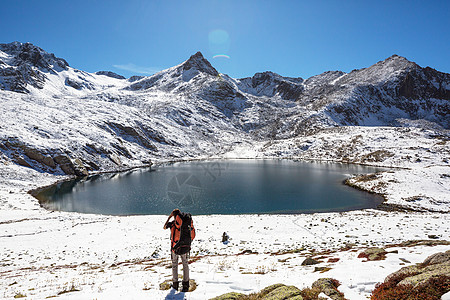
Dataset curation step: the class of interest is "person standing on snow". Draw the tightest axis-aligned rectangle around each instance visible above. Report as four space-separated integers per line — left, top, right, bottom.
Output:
163 209 196 292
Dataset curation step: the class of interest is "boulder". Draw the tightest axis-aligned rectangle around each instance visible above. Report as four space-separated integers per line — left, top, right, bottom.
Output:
209 292 245 300
159 280 171 291
302 257 320 265
372 250 450 299
311 278 344 300
422 249 450 266
387 250 450 287
357 247 387 261
259 284 286 295
210 284 303 300
261 285 302 300
399 263 450 287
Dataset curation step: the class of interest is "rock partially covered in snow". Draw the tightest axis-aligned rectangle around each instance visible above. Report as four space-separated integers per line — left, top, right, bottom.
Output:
95 71 126 80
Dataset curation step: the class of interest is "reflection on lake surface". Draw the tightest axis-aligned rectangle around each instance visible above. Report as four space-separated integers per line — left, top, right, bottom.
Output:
35 160 384 215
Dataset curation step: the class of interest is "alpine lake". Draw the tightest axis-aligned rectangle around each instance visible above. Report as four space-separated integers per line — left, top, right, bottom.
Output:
35 159 385 215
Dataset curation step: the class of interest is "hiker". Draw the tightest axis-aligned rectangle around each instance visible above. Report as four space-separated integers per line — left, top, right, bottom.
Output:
163 209 196 292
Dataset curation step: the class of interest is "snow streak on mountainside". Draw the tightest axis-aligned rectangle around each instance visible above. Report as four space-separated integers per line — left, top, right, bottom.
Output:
0 41 449 177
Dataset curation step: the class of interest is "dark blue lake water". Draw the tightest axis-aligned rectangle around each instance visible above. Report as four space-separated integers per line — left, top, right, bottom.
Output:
36 160 384 215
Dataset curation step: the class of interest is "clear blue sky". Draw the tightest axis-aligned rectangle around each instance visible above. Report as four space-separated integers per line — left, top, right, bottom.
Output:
1 0 449 79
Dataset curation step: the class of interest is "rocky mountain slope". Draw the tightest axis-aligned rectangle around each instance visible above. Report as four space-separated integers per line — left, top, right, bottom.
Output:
0 42 449 176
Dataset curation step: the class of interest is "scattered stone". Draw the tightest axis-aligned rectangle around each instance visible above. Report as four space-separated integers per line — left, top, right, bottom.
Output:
302 257 321 266
360 150 394 162
428 234 439 239
314 266 332 273
238 249 257 255
357 247 387 261
344 243 356 249
159 280 171 290
13 293 26 299
311 278 345 300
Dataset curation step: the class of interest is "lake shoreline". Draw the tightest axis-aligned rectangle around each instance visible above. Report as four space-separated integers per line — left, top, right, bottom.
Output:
31 158 388 216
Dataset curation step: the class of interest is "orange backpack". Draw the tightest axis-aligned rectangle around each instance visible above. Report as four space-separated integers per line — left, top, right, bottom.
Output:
171 212 195 255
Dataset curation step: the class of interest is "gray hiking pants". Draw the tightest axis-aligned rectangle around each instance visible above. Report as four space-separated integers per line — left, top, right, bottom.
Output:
171 252 189 282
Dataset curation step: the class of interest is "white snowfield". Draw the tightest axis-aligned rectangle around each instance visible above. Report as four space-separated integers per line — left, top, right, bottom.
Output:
0 43 449 299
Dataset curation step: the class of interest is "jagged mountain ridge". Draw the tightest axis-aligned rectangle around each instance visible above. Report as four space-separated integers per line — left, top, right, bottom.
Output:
0 42 127 95
1 42 448 128
0 42 68 92
306 55 450 126
0 41 449 176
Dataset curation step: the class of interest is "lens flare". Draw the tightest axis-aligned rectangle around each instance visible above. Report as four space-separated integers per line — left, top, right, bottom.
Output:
208 29 229 44
209 29 230 57
213 54 230 59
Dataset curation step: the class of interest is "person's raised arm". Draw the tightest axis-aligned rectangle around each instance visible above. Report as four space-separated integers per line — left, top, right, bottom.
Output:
163 214 172 229
163 210 177 229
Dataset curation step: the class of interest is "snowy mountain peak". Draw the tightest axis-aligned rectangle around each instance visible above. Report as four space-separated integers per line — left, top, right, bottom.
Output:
0 41 69 71
236 71 304 100
181 51 219 77
0 42 129 94
376 54 418 71
0 42 67 92
251 71 303 86
126 51 220 91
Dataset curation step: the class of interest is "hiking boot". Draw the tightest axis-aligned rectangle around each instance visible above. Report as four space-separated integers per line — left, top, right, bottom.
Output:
171 281 179 291
181 281 189 292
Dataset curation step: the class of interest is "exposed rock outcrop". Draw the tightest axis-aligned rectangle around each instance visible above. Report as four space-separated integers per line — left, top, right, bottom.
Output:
210 283 303 300
301 257 321 265
1 139 94 176
95 71 125 80
357 247 388 261
210 281 346 300
0 42 68 92
388 249 450 287
311 278 345 300
371 250 450 299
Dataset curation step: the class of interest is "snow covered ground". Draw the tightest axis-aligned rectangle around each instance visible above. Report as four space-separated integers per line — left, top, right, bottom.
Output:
0 128 449 299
